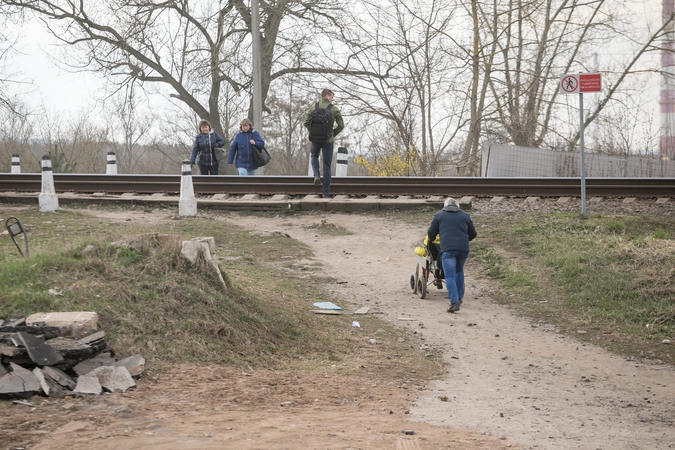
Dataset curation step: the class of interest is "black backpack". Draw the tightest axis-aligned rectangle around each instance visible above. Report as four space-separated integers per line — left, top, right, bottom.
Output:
307 103 334 143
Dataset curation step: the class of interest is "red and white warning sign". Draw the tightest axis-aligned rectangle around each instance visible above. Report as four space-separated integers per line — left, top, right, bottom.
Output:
559 73 602 94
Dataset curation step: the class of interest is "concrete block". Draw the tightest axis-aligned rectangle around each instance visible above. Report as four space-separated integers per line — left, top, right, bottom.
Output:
181 240 213 264
270 194 289 201
194 237 216 255
589 197 604 203
93 366 136 393
0 363 41 397
121 193 137 197
72 373 102 395
622 197 636 204
72 352 115 377
16 331 64 366
211 193 229 200
41 366 76 390
26 312 99 340
116 355 146 379
490 196 506 203
526 196 540 203
241 194 260 201
33 367 68 398
365 195 381 200
656 198 670 204
557 197 572 203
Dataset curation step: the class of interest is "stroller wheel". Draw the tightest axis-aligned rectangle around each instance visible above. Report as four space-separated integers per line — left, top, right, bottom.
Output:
409 273 418 293
417 276 427 299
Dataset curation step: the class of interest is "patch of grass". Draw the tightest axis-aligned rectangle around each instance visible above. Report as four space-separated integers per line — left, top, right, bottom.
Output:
0 205 441 381
472 212 675 363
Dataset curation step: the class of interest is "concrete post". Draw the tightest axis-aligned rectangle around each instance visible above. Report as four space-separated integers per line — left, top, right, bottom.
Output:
179 160 197 216
38 155 59 212
106 152 117 175
11 154 20 174
336 147 348 177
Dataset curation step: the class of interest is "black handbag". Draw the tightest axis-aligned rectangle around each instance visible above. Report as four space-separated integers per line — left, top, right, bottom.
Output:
252 146 271 167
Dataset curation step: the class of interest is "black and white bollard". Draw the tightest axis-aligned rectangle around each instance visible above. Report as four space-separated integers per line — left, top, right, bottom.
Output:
106 151 117 175
336 147 348 177
38 155 59 212
11 154 20 174
179 160 197 216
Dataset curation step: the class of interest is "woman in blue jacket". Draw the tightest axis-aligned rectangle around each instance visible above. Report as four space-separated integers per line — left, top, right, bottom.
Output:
227 118 265 176
189 119 225 175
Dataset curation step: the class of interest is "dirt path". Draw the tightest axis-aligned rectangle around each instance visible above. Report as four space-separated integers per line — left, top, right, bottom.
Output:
229 212 675 450
4 208 675 450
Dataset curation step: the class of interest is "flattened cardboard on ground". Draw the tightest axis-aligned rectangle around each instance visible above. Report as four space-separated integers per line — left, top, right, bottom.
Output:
115 355 145 378
16 331 64 366
0 363 42 398
72 352 115 377
93 366 136 393
25 312 99 339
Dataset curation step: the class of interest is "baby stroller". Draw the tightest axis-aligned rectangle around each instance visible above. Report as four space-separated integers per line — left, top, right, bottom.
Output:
409 236 444 299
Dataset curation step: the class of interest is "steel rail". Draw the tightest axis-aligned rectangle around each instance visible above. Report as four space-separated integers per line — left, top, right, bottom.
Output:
0 174 673 197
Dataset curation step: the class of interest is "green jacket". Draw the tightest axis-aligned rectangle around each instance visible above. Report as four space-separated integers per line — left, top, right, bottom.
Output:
303 99 344 144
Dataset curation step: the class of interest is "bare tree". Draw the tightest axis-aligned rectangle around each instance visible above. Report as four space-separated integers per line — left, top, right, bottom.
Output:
342 0 466 176
35 105 109 173
262 86 313 175
106 83 156 174
475 0 674 151
0 0 379 138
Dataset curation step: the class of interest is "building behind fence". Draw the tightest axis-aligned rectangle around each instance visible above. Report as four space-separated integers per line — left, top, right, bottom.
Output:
481 143 675 178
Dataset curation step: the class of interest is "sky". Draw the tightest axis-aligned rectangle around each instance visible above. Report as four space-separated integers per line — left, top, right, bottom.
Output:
11 20 103 117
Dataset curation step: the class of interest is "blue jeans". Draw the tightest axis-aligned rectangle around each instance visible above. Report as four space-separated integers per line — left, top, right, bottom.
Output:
441 250 469 305
198 163 219 175
237 167 257 176
310 142 334 197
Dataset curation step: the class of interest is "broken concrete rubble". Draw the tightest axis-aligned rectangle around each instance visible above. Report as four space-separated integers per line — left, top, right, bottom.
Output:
26 311 99 339
0 313 144 400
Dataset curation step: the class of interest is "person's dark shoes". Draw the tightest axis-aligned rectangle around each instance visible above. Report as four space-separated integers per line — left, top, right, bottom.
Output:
446 303 460 313
313 175 322 185
322 195 330 198
435 280 443 289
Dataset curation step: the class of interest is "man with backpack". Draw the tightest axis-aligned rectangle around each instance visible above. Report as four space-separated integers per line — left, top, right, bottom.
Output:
303 89 344 198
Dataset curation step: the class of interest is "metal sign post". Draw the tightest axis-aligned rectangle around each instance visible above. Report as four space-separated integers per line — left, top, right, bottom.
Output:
559 73 602 218
6 216 29 257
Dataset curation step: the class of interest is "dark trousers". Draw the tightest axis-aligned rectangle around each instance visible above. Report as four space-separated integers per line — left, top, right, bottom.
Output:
198 163 219 175
310 142 334 197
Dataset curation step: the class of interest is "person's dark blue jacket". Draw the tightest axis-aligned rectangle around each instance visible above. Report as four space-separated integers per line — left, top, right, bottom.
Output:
189 131 225 166
227 129 264 170
427 204 477 253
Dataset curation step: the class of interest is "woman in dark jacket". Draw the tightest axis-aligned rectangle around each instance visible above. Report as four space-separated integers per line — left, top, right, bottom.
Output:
189 119 225 175
227 118 265 176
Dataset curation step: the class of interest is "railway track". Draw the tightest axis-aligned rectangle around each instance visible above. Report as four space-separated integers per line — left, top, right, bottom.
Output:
1 174 674 197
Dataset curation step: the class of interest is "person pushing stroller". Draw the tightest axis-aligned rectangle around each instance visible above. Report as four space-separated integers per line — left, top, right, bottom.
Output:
427 197 478 313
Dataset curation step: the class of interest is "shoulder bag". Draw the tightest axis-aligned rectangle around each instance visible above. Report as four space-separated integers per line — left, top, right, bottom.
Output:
252 146 271 167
